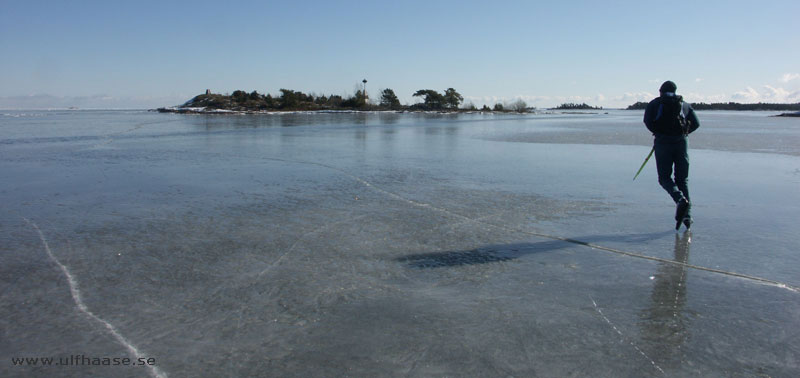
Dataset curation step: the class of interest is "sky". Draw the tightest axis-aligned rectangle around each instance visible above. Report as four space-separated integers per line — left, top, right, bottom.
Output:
1 0 799 109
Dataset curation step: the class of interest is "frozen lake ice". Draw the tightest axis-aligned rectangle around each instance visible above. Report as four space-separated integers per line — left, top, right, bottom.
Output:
1 109 799 377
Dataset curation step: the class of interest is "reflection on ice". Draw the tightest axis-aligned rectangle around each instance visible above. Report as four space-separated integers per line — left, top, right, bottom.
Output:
640 231 692 367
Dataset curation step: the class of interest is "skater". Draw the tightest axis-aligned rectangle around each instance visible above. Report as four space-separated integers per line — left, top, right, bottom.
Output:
643 80 700 229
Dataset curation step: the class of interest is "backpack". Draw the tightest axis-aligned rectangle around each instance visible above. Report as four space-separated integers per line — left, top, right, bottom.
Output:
655 96 690 135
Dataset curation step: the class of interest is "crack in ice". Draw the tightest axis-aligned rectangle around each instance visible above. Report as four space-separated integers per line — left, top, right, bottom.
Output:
256 156 800 294
88 119 182 149
591 297 665 375
23 217 167 378
256 213 368 278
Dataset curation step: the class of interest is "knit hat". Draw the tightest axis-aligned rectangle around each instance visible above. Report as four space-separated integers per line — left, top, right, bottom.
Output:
659 80 677 93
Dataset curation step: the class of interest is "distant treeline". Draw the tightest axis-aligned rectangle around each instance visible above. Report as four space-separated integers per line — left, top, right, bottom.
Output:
163 88 535 113
551 103 602 110
177 89 375 111
627 101 800 111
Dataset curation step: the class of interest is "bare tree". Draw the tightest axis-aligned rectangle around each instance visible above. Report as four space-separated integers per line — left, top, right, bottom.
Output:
508 99 528 113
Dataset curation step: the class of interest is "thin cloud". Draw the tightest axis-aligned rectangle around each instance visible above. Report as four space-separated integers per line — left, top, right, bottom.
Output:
731 87 760 102
683 92 727 103
464 95 552 107
731 85 798 103
780 73 800 83
763 85 790 100
614 92 655 103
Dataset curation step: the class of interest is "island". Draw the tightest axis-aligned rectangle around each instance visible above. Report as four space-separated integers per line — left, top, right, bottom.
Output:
550 102 603 110
545 102 606 114
155 88 533 114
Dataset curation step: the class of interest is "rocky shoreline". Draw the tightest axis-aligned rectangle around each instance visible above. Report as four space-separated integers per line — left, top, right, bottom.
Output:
152 107 475 115
153 107 374 114
151 106 567 115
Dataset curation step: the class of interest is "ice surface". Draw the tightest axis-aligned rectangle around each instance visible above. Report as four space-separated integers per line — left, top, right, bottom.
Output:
1 110 799 377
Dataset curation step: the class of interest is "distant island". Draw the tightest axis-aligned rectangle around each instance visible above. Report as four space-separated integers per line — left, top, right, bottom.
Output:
156 88 533 114
626 101 800 111
550 102 603 110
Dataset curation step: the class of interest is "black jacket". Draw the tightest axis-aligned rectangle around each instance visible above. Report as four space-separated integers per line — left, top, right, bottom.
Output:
643 94 700 136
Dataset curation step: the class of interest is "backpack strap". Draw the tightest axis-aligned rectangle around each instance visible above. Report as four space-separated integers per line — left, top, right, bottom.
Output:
679 102 691 135
680 101 688 119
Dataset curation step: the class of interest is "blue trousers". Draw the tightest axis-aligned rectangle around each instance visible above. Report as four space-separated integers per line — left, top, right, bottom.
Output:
654 135 690 215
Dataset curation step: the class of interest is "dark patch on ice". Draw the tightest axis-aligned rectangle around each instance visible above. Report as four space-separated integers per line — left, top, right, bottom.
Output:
397 232 673 268
398 247 516 268
397 240 574 268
